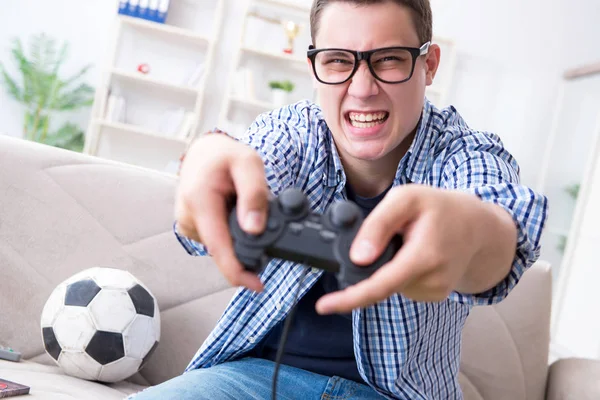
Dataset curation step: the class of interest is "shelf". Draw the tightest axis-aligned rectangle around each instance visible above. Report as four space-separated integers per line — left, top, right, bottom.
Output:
95 120 189 145
230 95 275 111
111 68 198 99
118 15 211 47
241 46 306 65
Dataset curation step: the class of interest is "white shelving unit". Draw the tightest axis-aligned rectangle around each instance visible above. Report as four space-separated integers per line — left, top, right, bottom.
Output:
536 69 600 284
537 62 600 362
217 0 314 136
84 0 225 174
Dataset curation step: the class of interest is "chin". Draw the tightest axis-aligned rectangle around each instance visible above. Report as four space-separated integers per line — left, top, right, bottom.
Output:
347 141 390 161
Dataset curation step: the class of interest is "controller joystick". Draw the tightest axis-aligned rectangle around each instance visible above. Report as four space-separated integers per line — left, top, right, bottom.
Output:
228 188 403 289
278 189 308 216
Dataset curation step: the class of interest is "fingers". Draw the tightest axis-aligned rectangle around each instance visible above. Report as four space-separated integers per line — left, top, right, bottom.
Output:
350 185 422 265
230 151 270 235
174 135 266 292
316 235 425 314
193 189 264 292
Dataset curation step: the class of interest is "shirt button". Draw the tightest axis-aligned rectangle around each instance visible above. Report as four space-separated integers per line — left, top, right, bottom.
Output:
311 267 320 274
275 302 283 311
248 336 255 343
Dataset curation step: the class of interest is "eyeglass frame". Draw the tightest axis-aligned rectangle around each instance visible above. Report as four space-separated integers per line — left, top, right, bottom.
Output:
306 41 431 85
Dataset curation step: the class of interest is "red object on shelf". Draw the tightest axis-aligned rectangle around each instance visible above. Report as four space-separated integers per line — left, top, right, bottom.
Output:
283 48 293 55
137 63 150 74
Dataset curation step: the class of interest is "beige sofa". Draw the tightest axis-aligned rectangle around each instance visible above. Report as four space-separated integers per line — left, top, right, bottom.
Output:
1 135 599 399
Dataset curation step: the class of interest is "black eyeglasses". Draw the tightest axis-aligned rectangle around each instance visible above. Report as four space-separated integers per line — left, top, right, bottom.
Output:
306 42 430 85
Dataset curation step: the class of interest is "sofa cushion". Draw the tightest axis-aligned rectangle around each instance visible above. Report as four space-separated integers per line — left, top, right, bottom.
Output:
460 261 552 400
0 360 145 399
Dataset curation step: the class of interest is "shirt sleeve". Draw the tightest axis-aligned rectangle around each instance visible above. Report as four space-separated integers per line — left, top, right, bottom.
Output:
440 130 548 306
173 110 304 256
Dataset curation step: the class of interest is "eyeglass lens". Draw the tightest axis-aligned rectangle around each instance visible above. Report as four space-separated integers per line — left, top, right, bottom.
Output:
314 48 415 84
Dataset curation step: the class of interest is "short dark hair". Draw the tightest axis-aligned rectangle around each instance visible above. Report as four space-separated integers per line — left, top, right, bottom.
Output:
310 0 432 46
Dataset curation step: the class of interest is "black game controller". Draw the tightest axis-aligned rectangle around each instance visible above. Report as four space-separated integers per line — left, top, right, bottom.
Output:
228 188 403 289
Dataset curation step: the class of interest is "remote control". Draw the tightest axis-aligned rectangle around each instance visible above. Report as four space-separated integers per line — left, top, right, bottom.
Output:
229 187 403 289
0 346 21 362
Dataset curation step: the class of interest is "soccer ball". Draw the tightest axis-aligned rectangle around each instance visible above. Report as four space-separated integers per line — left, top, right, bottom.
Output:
40 267 160 383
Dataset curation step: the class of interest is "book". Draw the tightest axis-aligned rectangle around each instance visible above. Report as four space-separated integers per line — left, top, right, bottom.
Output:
0 379 30 398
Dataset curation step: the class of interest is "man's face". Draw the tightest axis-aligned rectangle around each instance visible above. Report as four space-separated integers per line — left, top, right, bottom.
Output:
310 2 439 164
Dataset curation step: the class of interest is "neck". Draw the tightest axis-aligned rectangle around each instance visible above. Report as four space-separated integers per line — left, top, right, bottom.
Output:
341 130 415 198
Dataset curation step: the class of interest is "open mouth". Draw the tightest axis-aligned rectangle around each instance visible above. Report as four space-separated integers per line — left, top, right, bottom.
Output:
346 111 389 128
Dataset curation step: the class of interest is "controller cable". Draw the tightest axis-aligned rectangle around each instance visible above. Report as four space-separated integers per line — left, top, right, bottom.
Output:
271 266 310 400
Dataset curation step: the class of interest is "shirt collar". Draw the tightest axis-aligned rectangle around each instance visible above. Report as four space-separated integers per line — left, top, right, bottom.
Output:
324 99 437 188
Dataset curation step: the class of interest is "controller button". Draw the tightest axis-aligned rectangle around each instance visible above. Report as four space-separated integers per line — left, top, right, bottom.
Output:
279 188 307 215
308 214 321 223
320 230 336 242
289 222 304 234
267 218 280 231
329 202 360 228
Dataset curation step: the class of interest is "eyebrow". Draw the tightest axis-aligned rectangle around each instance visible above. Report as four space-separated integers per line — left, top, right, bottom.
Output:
321 50 353 57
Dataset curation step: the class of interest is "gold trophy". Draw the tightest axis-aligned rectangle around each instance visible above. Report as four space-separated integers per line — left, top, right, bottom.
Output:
282 20 302 54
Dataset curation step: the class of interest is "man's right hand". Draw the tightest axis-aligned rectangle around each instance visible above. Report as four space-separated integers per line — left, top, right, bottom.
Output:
174 133 269 292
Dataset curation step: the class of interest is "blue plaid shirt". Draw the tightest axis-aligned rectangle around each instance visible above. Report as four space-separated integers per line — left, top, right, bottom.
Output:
175 99 548 399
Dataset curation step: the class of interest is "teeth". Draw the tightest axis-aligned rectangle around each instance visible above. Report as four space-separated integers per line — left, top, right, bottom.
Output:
350 120 382 128
349 112 387 122
348 111 388 128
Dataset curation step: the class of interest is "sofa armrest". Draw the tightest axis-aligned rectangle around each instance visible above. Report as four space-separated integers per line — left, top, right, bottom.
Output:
546 358 600 400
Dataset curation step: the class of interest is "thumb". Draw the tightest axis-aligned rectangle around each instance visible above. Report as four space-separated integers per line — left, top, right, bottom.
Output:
231 152 270 234
350 187 420 265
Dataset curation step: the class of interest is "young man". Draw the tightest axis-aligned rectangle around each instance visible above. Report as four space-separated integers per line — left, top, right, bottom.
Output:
130 0 547 399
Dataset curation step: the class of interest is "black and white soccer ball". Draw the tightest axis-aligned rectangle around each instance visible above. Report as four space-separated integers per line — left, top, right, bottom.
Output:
40 267 160 383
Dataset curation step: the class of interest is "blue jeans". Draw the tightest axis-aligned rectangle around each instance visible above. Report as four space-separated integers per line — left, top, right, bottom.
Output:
126 357 384 400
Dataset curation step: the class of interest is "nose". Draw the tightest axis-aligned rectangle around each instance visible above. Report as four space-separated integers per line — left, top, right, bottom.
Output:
347 61 379 99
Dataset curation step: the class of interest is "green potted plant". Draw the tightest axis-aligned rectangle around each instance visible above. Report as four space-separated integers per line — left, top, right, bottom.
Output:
268 79 295 106
0 33 95 152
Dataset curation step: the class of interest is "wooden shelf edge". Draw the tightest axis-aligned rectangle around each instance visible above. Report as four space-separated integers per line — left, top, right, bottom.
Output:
95 120 189 144
110 69 199 97
241 46 306 64
118 15 211 46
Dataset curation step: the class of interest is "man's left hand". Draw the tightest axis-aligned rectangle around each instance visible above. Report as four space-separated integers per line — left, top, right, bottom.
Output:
315 184 516 314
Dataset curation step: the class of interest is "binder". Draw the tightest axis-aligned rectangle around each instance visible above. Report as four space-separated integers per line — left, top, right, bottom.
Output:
117 0 168 23
157 0 170 23
127 0 140 17
118 0 128 15
138 0 150 19
148 0 160 21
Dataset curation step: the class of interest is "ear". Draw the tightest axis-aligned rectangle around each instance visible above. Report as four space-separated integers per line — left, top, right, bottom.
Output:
425 43 441 86
307 47 318 87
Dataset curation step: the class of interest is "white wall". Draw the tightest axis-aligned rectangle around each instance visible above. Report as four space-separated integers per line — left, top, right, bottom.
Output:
0 0 117 138
430 0 600 187
1 0 599 188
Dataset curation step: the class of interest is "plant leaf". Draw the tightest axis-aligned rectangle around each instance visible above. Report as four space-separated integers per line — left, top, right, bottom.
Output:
0 62 23 101
52 83 95 110
43 122 84 152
